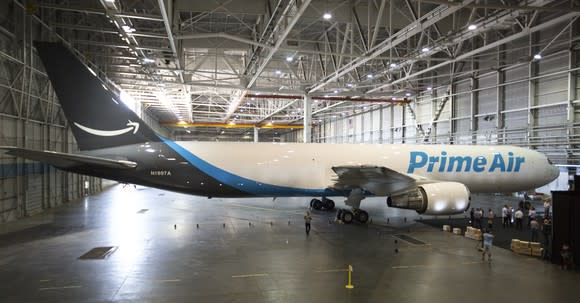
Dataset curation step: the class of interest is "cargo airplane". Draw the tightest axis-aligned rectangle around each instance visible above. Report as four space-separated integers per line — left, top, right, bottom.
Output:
1 42 559 224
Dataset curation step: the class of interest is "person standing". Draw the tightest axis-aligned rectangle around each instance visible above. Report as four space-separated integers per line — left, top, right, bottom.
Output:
475 208 483 229
487 208 495 230
543 198 551 219
470 207 475 226
502 205 509 228
530 218 540 242
482 229 495 262
542 218 552 260
515 208 524 231
528 207 537 228
304 211 312 235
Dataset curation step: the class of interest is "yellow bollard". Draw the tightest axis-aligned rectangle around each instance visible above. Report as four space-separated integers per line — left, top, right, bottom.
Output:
345 264 354 289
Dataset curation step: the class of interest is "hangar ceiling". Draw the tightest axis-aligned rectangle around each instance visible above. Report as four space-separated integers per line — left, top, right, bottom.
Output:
3 0 580 139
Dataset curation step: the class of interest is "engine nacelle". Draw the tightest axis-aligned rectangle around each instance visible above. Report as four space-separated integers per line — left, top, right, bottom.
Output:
386 182 471 215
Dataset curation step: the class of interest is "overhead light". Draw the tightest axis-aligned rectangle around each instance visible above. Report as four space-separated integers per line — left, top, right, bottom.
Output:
405 92 411 97
275 70 282 75
121 25 135 33
333 90 338 93
323 13 332 20
367 74 374 79
390 63 397 68
143 58 155 63
534 53 542 60
347 83 353 87
251 98 255 101
468 24 477 30
427 86 433 91
286 56 293 62
422 47 429 53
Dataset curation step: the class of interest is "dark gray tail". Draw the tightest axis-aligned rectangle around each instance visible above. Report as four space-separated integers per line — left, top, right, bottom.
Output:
34 41 161 150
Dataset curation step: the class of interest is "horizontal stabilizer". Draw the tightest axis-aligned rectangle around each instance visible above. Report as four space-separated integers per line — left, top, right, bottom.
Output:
1 147 137 170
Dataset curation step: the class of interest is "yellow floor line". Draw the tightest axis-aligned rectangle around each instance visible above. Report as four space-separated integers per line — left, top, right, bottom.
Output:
231 273 269 278
156 279 181 283
39 285 82 291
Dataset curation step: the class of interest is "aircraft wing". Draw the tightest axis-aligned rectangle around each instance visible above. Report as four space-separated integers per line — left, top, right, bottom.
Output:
331 165 423 195
1 147 137 170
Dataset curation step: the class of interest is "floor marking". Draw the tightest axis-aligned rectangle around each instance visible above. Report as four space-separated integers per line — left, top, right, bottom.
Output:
231 273 269 278
39 279 51 282
315 269 348 273
156 279 181 283
39 285 82 291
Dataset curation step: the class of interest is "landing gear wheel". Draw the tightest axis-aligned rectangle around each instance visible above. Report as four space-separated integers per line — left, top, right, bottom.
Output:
355 210 369 223
310 198 319 208
312 199 323 210
341 210 354 224
323 199 335 210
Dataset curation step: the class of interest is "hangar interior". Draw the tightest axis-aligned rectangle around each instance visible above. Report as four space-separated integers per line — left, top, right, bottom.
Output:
1 0 579 222
1 1 580 302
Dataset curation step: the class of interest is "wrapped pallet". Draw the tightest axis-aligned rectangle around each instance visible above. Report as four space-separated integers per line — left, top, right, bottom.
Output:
453 227 462 235
443 225 451 232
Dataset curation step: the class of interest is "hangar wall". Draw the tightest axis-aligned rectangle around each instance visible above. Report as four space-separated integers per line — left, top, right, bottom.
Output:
301 22 580 167
0 3 167 223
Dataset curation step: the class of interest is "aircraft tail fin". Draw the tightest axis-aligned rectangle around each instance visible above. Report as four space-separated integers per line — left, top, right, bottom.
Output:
34 41 161 150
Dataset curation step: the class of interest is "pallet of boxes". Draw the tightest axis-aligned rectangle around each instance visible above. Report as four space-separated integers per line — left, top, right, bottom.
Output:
511 239 543 257
464 226 482 241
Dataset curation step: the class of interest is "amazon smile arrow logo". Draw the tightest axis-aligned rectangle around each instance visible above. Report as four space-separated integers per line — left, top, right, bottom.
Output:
74 120 140 137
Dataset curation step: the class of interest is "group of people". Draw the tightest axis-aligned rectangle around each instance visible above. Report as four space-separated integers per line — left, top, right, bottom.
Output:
470 208 495 230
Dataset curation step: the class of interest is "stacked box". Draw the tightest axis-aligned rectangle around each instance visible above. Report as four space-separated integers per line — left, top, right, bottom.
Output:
464 227 482 240
452 227 462 235
511 239 543 256
443 225 451 232
530 242 543 257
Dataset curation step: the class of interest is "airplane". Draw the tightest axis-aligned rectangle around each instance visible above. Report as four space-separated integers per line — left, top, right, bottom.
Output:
1 42 560 224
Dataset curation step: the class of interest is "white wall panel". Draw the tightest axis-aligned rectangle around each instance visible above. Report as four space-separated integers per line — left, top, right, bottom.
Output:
536 75 568 106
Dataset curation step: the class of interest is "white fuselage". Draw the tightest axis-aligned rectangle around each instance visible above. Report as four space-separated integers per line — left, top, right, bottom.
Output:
173 142 559 195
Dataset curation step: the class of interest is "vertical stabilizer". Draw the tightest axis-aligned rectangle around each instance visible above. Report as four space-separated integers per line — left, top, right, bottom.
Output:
34 41 161 150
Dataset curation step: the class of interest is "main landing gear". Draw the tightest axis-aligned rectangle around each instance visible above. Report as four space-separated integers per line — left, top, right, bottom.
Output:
310 197 335 211
336 208 369 224
336 188 369 224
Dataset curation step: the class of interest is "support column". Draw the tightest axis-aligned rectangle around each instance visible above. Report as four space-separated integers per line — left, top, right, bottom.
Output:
528 32 539 149
567 20 578 165
303 95 312 143
470 60 478 144
253 126 259 143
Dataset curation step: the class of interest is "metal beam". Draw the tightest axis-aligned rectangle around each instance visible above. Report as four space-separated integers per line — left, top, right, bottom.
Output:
308 1 473 93
224 0 313 121
368 12 580 94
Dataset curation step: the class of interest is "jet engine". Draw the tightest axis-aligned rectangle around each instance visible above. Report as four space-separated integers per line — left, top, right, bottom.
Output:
386 182 470 215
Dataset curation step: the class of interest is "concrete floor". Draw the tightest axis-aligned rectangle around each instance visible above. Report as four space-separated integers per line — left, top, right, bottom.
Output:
0 184 578 303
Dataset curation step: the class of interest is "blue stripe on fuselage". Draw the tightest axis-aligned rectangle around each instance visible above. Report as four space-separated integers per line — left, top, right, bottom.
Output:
160 137 342 197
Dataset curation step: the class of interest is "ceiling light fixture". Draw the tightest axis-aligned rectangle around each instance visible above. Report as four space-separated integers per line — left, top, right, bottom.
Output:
286 56 293 62
367 74 374 79
534 54 542 60
390 63 397 68
275 70 282 75
427 86 433 91
422 47 429 53
468 24 477 30
323 13 332 20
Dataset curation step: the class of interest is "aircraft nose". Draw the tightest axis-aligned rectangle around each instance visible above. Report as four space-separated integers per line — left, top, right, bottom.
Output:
549 165 559 182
